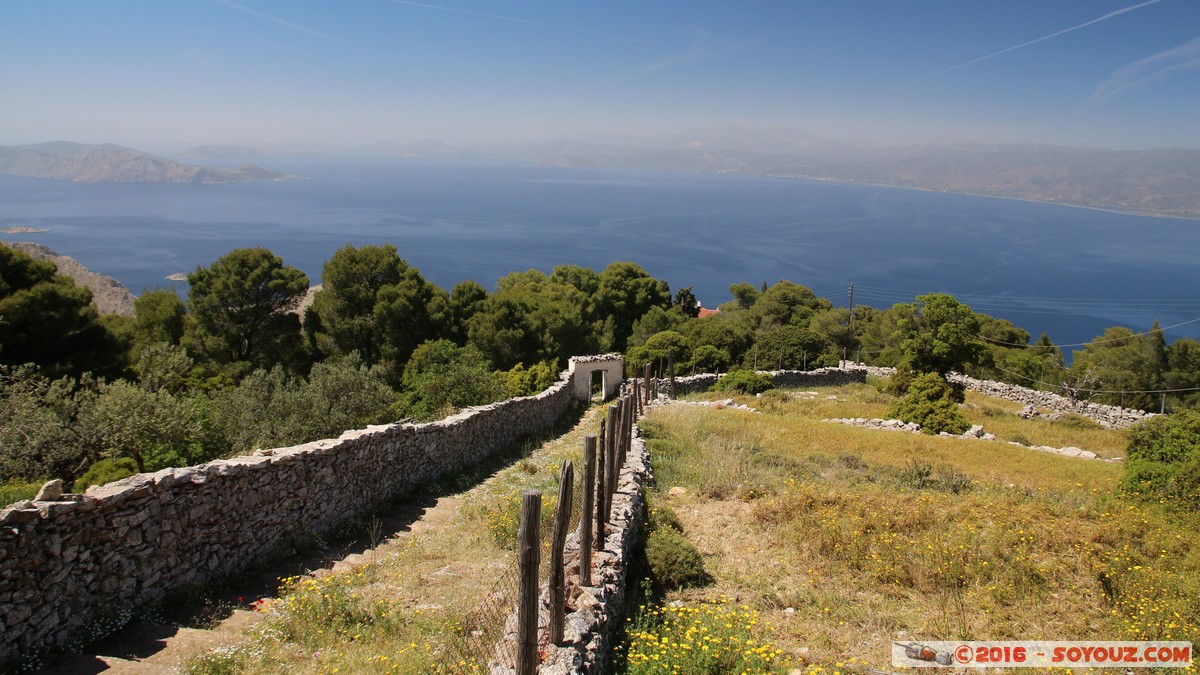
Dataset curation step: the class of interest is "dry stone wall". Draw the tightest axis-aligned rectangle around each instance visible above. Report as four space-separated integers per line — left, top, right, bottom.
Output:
538 426 650 674
0 357 619 663
667 367 866 396
846 363 1153 429
945 373 1155 428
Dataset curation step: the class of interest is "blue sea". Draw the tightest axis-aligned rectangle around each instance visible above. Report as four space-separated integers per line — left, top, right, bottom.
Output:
2 158 1199 353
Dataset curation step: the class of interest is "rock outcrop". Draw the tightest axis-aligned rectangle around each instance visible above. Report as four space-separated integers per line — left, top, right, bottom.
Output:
1 241 137 316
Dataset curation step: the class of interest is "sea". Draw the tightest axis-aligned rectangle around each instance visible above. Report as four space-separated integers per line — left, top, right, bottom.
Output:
2 158 1199 354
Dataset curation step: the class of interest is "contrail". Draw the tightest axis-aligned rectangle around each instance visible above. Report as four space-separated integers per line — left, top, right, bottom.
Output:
909 0 1164 85
1088 34 1200 105
213 0 347 45
384 0 653 46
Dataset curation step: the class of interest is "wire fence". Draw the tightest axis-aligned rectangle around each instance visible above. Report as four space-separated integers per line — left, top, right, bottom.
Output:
439 562 521 671
441 391 639 673
438 492 574 671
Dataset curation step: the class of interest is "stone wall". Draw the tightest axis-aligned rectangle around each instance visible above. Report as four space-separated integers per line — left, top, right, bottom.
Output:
667 367 867 396
844 363 1153 429
539 426 650 674
0 357 619 663
946 373 1155 429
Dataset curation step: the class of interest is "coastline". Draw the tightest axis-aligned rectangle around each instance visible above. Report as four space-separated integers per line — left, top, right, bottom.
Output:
754 171 1200 222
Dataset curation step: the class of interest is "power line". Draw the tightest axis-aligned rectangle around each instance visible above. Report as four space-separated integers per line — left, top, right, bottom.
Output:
990 365 1200 395
977 316 1200 349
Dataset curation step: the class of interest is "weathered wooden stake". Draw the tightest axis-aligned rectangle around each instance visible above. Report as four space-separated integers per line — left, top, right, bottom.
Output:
594 419 607 550
580 436 595 586
668 351 676 400
605 404 620 516
516 490 542 675
622 394 633 464
628 374 638 417
549 461 574 645
644 363 652 405
616 396 627 467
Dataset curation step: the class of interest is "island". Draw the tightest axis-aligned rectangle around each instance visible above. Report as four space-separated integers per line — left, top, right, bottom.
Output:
0 141 298 184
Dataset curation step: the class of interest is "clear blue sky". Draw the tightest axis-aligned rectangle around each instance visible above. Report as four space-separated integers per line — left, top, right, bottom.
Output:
2 0 1197 149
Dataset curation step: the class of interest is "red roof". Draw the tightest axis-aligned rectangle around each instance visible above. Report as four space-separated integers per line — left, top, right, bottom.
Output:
697 307 719 319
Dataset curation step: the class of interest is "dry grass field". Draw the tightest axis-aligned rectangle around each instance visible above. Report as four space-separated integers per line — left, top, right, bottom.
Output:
619 384 1199 674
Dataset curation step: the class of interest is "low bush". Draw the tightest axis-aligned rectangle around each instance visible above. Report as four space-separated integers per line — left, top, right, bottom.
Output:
713 369 773 395
0 479 43 506
74 458 139 491
889 372 969 435
896 460 974 494
1053 413 1104 431
646 527 708 590
623 600 790 674
648 502 684 534
1122 410 1200 508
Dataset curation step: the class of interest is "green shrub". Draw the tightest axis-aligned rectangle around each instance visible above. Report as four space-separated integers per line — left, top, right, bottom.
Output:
74 458 139 491
1121 410 1200 507
713 369 773 395
888 372 969 435
896 461 975 494
1053 413 1104 431
0 479 44 506
646 527 708 590
648 503 684 534
885 367 914 397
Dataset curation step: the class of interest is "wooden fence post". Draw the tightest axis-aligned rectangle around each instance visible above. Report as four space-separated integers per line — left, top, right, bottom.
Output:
594 419 607 551
516 490 542 675
580 436 595 585
622 394 633 464
668 351 676 399
605 404 620 518
549 461 574 645
644 363 652 405
616 396 627 467
632 377 640 418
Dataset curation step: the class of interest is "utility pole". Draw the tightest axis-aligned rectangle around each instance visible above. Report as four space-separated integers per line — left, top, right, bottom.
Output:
847 282 855 331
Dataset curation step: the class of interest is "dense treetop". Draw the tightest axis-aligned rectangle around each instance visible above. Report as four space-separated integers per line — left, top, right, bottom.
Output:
1 243 1194 492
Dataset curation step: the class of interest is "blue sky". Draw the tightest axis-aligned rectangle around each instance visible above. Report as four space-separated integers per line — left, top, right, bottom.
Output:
2 0 1197 149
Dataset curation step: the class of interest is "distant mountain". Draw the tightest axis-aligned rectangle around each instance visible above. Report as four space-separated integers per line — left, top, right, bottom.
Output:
160 134 1200 217
178 145 264 161
0 241 136 316
489 138 1200 218
0 142 292 184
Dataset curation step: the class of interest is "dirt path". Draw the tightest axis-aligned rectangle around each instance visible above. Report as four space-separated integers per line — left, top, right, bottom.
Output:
33 402 595 674
36 496 465 674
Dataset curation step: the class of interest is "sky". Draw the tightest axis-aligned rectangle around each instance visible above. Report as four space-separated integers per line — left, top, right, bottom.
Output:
1 0 1198 150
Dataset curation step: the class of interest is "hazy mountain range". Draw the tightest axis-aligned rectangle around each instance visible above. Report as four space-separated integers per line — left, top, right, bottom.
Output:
3 134 1198 217
246 130 1200 218
0 142 289 184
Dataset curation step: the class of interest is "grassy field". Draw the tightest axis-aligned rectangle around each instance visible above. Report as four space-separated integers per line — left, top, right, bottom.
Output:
618 384 1200 674
184 401 605 675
